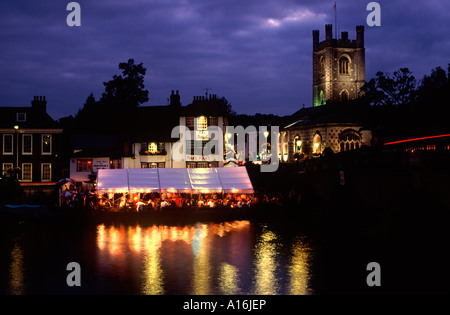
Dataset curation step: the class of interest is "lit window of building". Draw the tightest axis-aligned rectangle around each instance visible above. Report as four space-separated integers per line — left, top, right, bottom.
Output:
41 163 51 181
42 134 52 154
22 163 32 182
77 159 92 172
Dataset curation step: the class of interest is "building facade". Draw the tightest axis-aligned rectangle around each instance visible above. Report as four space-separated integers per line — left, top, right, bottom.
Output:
313 24 365 106
0 96 63 196
280 24 372 160
69 90 229 188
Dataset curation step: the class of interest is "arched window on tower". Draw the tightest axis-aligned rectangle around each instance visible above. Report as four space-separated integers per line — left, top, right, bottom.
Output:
339 56 349 75
319 90 325 105
319 56 325 77
341 90 349 101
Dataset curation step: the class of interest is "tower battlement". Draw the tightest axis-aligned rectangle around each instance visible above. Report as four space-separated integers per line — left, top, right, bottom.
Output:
312 24 365 107
313 24 364 52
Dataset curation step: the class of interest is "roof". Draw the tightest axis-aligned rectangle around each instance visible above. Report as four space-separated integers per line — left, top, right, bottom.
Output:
0 106 59 129
132 105 180 142
284 101 370 130
97 167 254 193
132 98 228 142
181 99 228 117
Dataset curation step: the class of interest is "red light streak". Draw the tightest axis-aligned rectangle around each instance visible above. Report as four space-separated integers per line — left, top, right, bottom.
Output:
384 134 450 146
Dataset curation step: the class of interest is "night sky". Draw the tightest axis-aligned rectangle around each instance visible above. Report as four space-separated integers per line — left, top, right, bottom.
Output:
1 0 449 120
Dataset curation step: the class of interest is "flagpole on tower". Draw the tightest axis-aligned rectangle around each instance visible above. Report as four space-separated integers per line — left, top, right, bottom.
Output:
334 1 337 39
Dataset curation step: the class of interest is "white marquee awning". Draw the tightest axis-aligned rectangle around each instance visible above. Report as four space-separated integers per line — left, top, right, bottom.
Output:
217 167 255 193
97 167 254 194
97 169 129 193
158 168 192 192
188 168 223 193
128 168 160 193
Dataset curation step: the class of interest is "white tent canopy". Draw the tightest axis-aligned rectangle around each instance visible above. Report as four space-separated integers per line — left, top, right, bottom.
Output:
128 168 160 193
158 168 192 192
217 167 255 193
97 167 254 194
97 168 129 193
188 168 223 193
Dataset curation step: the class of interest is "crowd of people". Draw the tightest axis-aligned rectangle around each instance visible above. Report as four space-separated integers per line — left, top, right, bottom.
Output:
59 186 286 212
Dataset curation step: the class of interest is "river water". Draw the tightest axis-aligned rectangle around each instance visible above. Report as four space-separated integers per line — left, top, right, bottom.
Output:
1 208 449 295
0 214 317 295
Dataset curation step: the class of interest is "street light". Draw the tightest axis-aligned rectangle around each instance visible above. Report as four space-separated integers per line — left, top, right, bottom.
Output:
14 125 19 179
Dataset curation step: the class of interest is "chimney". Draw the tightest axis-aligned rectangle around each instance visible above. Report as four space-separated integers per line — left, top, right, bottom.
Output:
31 95 47 113
170 89 180 106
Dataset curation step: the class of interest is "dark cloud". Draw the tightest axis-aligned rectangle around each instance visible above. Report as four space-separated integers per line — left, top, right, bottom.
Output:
0 0 449 120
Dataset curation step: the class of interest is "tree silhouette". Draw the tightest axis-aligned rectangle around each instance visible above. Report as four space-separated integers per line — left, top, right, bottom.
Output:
417 65 449 105
361 68 417 106
74 59 149 132
100 59 149 111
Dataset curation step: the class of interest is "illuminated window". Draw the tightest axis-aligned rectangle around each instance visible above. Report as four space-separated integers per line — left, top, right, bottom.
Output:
3 134 13 154
22 163 32 182
195 116 209 140
319 90 325 105
294 135 302 153
140 142 165 154
186 162 196 168
141 162 165 168
339 130 361 152
148 142 158 154
77 159 92 172
41 163 51 182
196 116 207 131
23 134 32 155
313 133 322 153
339 56 349 75
110 159 121 169
42 134 51 154
2 163 13 177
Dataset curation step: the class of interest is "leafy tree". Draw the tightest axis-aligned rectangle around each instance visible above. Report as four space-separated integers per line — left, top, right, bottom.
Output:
417 65 449 104
100 59 149 111
361 68 417 106
75 93 97 121
217 96 236 117
74 59 149 132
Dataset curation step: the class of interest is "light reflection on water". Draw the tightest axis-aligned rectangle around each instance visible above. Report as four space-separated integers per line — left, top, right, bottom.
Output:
9 236 24 295
95 221 314 295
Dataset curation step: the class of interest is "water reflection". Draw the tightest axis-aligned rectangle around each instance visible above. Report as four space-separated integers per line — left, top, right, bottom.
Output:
252 227 280 294
9 236 24 295
289 237 314 295
95 220 314 295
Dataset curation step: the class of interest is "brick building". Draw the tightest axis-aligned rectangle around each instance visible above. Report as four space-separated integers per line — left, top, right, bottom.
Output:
0 96 63 198
280 24 372 160
313 24 365 106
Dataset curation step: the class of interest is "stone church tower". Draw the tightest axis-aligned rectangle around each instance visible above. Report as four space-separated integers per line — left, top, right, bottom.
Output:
312 24 365 106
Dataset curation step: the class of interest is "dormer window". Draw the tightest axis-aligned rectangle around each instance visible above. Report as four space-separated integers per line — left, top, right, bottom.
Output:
16 113 26 122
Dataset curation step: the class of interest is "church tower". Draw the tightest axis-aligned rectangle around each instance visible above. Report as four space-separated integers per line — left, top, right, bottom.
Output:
312 24 365 106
